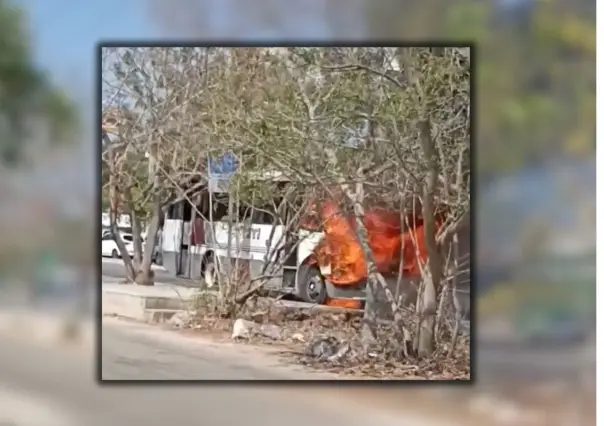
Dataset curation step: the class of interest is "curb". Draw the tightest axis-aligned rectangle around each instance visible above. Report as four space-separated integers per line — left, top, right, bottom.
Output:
102 289 192 323
101 280 199 324
0 310 94 350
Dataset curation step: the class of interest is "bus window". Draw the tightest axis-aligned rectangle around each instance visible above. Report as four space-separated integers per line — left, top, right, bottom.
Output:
182 201 192 222
211 194 229 221
249 198 287 225
166 202 179 220
238 205 253 222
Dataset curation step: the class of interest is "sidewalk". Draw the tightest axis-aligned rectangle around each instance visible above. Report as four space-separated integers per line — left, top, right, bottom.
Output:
102 276 200 322
101 257 168 271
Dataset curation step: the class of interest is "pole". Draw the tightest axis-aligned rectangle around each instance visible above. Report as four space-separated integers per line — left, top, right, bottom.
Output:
208 156 214 244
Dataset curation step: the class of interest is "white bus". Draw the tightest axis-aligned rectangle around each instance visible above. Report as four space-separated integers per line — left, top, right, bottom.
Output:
160 169 449 307
160 173 374 305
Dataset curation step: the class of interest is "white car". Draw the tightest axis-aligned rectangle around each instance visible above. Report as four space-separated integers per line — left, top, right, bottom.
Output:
101 231 162 264
101 232 135 258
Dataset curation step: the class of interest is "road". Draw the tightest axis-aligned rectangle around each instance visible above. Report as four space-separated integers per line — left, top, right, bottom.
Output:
0 317 447 426
477 343 593 383
101 317 341 380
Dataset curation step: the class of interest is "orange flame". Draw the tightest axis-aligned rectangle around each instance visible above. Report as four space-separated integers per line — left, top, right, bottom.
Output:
309 200 438 286
325 297 363 310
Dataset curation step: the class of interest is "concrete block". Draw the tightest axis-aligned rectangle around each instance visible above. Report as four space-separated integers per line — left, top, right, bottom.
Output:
101 282 197 323
102 290 146 321
143 309 179 324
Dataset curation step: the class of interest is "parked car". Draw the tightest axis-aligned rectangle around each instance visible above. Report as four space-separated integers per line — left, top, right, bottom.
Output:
101 232 135 258
101 231 162 264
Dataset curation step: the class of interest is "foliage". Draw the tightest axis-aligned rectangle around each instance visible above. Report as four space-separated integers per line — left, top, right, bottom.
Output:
363 0 595 174
0 0 78 166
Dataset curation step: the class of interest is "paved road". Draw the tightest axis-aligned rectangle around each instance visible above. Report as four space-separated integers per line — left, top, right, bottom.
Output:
0 318 446 426
477 341 594 383
101 317 341 380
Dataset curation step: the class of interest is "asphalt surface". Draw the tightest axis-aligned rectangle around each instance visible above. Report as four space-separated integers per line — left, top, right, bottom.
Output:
0 318 446 426
477 343 593 383
101 317 339 380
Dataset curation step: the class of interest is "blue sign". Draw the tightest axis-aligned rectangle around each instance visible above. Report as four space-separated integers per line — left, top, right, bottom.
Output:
208 152 238 193
208 152 238 177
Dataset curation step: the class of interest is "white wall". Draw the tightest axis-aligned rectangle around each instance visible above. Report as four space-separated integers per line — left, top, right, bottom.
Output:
101 212 130 228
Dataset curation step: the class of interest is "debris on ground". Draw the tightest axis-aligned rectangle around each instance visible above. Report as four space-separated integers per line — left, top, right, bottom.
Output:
291 333 305 343
231 318 258 339
185 295 470 379
258 323 282 340
168 310 194 329
231 318 283 340
306 335 341 360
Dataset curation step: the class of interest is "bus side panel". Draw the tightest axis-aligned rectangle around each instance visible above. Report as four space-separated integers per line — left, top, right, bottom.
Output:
184 245 207 280
297 230 323 266
249 255 285 291
162 219 182 276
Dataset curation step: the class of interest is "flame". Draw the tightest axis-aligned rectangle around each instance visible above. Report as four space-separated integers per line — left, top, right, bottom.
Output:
325 297 362 309
310 200 437 286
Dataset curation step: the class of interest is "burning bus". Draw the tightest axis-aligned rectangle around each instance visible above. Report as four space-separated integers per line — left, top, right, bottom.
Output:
160 172 464 308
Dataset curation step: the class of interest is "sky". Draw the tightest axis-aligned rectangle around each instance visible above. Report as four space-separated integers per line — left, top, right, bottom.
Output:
10 0 333 206
17 0 158 91
10 0 160 206
16 0 337 92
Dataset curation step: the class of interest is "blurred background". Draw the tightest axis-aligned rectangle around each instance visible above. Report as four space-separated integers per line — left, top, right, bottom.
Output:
0 0 595 424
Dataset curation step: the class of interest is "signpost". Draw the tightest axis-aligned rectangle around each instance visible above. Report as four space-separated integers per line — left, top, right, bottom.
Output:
208 152 239 193
207 153 239 242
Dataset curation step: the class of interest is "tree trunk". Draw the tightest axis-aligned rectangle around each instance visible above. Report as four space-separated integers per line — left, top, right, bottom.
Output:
108 214 136 280
127 193 144 269
106 139 136 281
415 118 441 358
134 137 161 286
136 199 161 286
348 181 410 352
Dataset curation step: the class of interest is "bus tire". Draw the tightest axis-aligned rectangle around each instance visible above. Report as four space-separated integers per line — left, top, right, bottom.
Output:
111 249 119 259
296 264 327 305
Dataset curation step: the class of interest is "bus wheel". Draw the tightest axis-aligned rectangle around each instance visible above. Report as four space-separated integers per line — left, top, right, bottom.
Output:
111 249 119 259
296 264 327 305
203 255 218 288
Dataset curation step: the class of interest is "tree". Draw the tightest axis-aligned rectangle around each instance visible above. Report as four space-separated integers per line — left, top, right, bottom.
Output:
0 0 78 166
362 0 595 174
